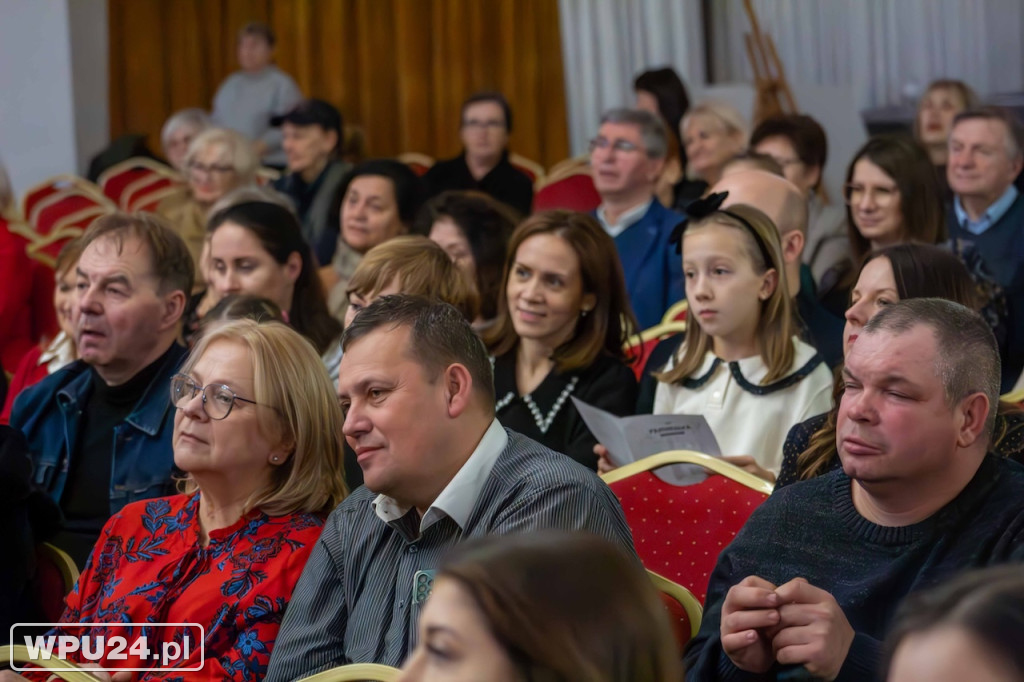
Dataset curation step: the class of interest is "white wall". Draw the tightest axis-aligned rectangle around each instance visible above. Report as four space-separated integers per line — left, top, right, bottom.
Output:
0 0 109 199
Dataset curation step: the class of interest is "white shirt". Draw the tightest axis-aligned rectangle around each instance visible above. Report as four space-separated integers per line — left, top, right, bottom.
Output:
596 198 654 238
372 419 508 535
653 338 833 474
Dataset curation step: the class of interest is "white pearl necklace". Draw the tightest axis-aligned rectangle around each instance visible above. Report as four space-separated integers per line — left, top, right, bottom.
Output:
496 376 579 434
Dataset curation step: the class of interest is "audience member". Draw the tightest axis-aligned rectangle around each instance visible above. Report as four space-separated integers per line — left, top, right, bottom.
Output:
10 214 193 567
160 108 212 174
323 159 424 320
778 244 1024 487
399 531 682 682
590 108 685 329
484 211 638 469
198 293 284 335
720 151 784 177
272 98 352 265
684 298 1024 681
422 92 533 217
156 127 259 287
264 296 634 677
634 66 699 208
914 79 978 183
2 320 347 680
885 565 1024 682
338 235 480 487
0 160 35 375
206 201 342 380
751 114 849 285
417 190 516 329
211 21 302 167
609 198 832 482
681 100 748 192
819 135 946 316
1 238 83 424
947 106 1024 390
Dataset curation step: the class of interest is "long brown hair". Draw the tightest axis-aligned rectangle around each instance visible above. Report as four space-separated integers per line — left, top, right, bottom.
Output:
657 204 795 384
796 244 985 481
484 210 638 373
438 531 683 682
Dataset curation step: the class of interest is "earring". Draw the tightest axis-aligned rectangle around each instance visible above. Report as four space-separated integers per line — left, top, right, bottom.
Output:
581 309 590 318
271 455 280 462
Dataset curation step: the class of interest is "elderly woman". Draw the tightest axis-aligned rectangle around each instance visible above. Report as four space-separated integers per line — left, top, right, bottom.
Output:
680 100 748 196
161 108 212 174
8 319 346 681
157 127 259 287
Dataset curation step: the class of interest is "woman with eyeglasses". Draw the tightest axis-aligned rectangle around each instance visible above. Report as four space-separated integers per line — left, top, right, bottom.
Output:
157 127 259 290
817 136 946 316
7 320 346 681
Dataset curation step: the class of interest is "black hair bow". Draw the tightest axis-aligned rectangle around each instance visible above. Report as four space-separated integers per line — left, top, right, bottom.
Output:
667 191 730 254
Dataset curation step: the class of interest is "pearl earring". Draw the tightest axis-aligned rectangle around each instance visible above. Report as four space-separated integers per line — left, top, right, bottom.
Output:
271 455 280 462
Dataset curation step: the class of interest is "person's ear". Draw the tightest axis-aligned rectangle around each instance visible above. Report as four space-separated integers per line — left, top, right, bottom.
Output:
580 293 597 316
955 392 990 448
782 229 805 264
758 269 778 301
324 129 339 155
442 363 474 418
159 289 188 331
284 251 302 284
806 164 823 191
645 156 666 183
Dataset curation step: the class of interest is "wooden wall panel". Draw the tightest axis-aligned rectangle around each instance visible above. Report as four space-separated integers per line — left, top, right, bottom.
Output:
107 0 570 168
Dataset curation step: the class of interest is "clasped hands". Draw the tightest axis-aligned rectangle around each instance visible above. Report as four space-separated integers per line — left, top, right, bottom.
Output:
720 575 855 681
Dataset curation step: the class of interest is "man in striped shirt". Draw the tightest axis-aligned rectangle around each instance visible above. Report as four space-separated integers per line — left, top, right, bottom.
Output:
265 296 635 680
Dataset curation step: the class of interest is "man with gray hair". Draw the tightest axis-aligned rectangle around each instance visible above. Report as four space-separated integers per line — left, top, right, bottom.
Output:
590 108 685 328
266 295 634 678
685 298 1024 681
947 106 1024 390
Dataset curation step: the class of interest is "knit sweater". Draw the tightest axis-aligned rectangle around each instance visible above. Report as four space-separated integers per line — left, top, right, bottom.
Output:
211 65 302 166
684 455 1024 681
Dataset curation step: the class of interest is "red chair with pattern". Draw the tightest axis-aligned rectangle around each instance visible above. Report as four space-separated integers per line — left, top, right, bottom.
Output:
661 299 689 325
98 157 178 208
622 320 687 381
532 170 601 212
30 192 112 240
648 570 702 652
21 175 105 225
509 152 546 187
602 451 773 604
397 152 435 177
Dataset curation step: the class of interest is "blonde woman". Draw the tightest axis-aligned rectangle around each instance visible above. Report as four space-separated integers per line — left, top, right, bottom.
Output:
682 100 749 190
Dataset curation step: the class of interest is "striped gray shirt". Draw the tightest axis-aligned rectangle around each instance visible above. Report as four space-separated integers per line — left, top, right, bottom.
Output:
264 428 635 680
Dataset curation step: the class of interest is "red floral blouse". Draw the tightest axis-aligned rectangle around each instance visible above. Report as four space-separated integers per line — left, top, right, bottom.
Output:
25 493 324 681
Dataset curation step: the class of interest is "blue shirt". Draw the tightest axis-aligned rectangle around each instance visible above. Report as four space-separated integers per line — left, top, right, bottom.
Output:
954 184 1020 235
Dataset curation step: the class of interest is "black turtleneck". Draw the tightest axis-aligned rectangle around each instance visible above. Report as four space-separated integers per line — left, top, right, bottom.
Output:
55 344 177 565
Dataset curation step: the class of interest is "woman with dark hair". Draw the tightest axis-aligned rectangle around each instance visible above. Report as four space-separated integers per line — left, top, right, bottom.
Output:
417 190 516 328
819 136 946 314
483 210 639 469
322 159 424 319
399 531 682 682
634 67 698 208
777 243 1024 487
206 201 343 378
885 565 1024 682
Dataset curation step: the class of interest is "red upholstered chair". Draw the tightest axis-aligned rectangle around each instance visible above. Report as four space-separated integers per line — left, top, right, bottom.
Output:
661 299 689 325
34 542 80 621
509 152 545 187
21 175 105 224
622 320 687 381
98 157 178 208
126 182 188 214
532 170 601 212
1001 388 1024 405
602 451 773 603
648 570 702 652
30 193 111 240
397 152 435 177
0 645 97 682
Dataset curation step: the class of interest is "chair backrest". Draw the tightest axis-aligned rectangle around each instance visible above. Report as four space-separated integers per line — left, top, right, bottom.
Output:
648 570 703 651
126 182 188 214
661 299 689 325
98 157 178 206
602 451 773 603
30 193 111 240
22 175 108 224
297 662 402 682
509 152 546 187
623 320 687 381
1001 388 1024 405
34 542 80 622
0 644 99 681
397 152 435 177
532 171 601 213
546 155 590 182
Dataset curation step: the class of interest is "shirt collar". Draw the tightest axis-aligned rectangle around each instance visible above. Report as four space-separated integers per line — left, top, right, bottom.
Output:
954 184 1019 234
372 419 508 539
596 198 654 237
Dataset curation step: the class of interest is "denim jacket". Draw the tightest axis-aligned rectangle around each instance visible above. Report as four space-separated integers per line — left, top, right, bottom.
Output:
10 344 187 514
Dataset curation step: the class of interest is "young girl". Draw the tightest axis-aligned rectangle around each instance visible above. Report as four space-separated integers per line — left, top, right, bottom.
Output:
651 197 832 482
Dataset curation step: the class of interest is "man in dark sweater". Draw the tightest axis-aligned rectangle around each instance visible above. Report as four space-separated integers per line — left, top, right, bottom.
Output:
423 91 534 218
10 214 192 567
685 299 1024 682
946 106 1024 391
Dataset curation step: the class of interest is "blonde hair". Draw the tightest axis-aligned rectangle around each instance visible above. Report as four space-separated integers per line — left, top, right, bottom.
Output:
185 127 259 186
682 100 749 147
657 204 795 384
179 319 348 515
0 161 14 218
347 235 480 321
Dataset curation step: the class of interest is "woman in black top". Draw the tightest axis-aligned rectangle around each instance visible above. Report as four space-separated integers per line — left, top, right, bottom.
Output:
484 211 639 469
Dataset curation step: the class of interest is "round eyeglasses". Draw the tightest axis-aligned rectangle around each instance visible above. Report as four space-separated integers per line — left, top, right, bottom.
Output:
170 373 258 420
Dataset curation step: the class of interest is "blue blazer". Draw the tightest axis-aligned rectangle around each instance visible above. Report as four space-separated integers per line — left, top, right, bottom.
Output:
596 200 685 329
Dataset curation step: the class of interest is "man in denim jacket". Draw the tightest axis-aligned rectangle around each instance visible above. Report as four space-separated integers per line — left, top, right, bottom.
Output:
11 214 193 567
